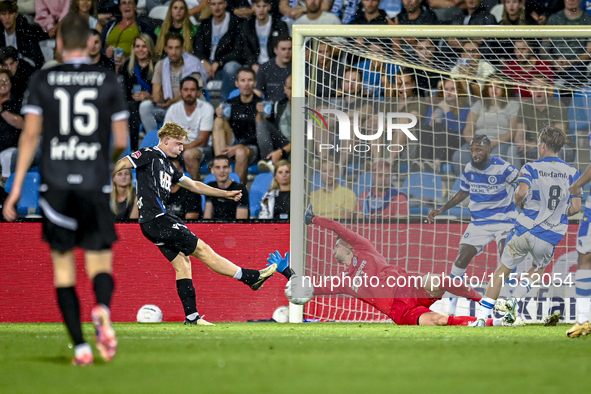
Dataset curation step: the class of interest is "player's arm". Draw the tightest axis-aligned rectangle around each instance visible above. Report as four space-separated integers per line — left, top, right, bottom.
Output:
113 157 133 174
570 164 591 196
111 119 129 163
307 207 375 252
130 195 139 219
2 113 43 222
427 190 469 223
177 177 242 201
569 197 582 217
312 279 343 295
514 181 530 210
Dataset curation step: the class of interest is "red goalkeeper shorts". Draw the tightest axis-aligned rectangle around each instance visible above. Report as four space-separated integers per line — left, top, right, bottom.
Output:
389 287 437 326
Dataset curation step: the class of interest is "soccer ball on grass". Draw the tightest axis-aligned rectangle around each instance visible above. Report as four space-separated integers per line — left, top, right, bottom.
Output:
137 304 163 323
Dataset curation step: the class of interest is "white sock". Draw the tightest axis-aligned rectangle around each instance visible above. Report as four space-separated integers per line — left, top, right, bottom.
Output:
511 278 532 300
74 343 92 358
186 312 199 320
233 267 242 280
450 265 467 278
576 269 591 324
447 297 459 315
477 297 495 321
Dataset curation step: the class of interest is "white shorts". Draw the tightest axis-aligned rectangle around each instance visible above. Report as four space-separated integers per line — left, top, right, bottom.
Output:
459 222 514 255
500 230 555 270
576 211 591 255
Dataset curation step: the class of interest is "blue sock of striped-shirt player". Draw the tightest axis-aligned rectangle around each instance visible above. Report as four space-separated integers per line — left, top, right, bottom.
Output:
575 269 591 324
447 265 467 316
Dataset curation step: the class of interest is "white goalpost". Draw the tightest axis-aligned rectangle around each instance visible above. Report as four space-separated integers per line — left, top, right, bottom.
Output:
289 25 591 323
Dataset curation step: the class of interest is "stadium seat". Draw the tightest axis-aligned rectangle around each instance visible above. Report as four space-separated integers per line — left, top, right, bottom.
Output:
201 172 241 211
400 172 443 216
249 173 274 217
447 177 471 219
353 172 374 197
140 130 160 149
4 172 41 216
569 88 591 143
148 5 168 20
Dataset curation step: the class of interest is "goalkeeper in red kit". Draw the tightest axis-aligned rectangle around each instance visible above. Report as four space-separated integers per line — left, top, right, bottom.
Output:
270 205 521 326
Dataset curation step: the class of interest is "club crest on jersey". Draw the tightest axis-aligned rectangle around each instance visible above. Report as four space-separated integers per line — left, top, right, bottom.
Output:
488 176 497 184
131 151 141 159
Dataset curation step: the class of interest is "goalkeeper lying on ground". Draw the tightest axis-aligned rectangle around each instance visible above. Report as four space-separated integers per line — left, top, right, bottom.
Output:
270 205 523 326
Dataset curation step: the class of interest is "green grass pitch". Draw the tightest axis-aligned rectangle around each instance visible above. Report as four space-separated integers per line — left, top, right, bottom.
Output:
1 322 590 393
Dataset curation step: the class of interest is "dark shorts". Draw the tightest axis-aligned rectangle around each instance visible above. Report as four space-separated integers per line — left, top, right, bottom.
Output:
39 190 117 252
140 214 198 261
230 137 260 164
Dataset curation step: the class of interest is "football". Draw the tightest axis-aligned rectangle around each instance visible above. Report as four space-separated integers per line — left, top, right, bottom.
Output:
272 306 289 323
137 304 163 323
285 275 314 305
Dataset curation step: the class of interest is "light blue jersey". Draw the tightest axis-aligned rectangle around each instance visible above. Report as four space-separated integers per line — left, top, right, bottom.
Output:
460 156 519 226
515 157 582 245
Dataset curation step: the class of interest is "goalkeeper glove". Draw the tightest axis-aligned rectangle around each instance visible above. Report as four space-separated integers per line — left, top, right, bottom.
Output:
267 251 293 279
304 203 315 225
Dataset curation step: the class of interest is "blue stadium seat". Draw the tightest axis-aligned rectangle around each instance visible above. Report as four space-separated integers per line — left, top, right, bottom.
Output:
201 172 241 211
447 176 471 219
400 172 443 216
4 172 41 216
354 172 374 197
249 173 274 217
140 129 160 148
569 88 591 143
228 88 240 99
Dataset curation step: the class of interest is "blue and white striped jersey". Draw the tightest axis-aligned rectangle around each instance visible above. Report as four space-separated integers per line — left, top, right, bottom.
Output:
460 156 519 226
515 157 582 245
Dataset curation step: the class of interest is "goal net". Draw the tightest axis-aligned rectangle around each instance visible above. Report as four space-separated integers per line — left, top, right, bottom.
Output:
290 26 590 323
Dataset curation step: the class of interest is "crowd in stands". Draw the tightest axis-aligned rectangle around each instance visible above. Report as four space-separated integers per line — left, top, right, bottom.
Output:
1 0 591 221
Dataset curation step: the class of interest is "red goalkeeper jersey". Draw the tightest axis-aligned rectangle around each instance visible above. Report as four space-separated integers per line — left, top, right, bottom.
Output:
311 217 431 318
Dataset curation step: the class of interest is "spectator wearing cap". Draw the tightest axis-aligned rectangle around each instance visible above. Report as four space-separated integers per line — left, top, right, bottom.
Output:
0 46 34 101
0 1 44 69
357 160 409 219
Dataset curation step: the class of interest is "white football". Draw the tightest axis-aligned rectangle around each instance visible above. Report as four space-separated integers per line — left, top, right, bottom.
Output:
285 275 314 305
272 306 289 323
137 304 163 323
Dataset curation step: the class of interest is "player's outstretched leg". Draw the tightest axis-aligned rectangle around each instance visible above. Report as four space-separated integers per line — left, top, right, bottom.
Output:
192 239 277 290
91 304 117 362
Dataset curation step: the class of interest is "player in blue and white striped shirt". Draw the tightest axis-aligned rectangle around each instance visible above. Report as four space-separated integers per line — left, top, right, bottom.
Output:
567 133 591 338
475 127 582 326
429 135 519 315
